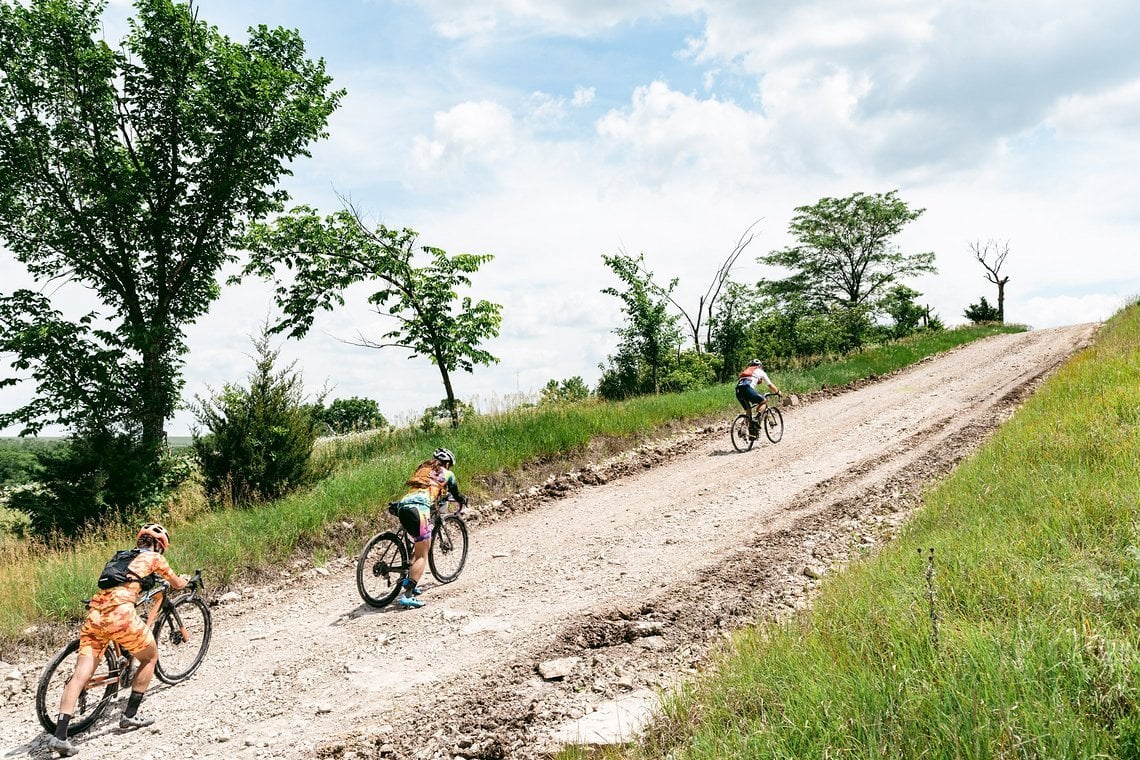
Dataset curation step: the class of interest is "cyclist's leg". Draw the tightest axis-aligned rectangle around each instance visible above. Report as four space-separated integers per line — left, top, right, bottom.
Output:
56 652 98 719
58 611 112 716
397 501 432 607
103 604 158 728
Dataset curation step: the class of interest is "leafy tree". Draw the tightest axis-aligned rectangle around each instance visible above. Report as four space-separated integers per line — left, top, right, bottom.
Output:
708 281 766 381
192 327 322 505
314 397 387 435
964 296 1002 323
970 238 1011 322
760 191 937 309
243 206 503 429
613 219 762 352
879 284 927 338
599 253 682 397
0 0 341 509
539 377 591 405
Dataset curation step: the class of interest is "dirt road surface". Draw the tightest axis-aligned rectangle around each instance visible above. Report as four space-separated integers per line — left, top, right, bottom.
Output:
0 324 1098 759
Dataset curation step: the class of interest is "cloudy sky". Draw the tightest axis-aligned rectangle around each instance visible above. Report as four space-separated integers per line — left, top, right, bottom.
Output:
2 0 1139 435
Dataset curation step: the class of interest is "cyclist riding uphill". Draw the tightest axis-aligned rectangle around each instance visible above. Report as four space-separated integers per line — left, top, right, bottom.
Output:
736 359 781 437
394 448 469 609
45 524 189 758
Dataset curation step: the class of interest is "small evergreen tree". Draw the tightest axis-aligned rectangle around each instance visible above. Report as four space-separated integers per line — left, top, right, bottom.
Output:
539 377 591 405
192 328 321 505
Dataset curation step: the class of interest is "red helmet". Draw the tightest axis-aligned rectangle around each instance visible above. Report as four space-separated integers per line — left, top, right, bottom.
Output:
137 523 170 553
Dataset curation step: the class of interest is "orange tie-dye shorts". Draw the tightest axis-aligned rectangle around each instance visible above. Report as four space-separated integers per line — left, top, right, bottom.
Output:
78 602 155 659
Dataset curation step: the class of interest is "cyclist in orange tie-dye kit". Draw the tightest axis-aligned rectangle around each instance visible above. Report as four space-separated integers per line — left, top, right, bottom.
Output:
45 524 188 758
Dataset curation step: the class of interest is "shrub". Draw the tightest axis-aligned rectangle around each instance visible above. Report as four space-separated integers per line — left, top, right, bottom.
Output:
6 429 178 536
964 296 1002 323
314 397 388 435
192 330 322 505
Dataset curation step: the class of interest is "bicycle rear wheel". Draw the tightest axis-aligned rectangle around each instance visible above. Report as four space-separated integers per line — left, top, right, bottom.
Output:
356 531 409 607
731 413 755 452
763 406 784 443
154 596 212 684
429 515 469 583
35 639 118 735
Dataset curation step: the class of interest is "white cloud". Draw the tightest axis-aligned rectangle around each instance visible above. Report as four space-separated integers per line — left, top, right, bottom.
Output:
409 100 517 179
571 86 596 107
596 81 772 185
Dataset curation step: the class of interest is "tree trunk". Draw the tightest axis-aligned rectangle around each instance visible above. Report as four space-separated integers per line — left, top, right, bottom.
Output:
439 365 460 429
997 280 1006 323
139 343 169 451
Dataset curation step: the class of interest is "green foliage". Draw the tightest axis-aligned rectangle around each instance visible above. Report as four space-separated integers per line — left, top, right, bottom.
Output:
0 440 46 488
418 398 476 432
192 329 322 505
0 0 341 512
661 351 720 393
5 430 183 536
598 252 682 399
539 377 591 405
879 284 928 338
313 397 388 435
760 190 937 309
964 295 1002 323
243 206 502 429
708 281 766 382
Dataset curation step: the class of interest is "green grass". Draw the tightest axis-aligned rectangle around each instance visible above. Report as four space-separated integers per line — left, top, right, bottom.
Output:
0 323 1024 649
571 308 1138 758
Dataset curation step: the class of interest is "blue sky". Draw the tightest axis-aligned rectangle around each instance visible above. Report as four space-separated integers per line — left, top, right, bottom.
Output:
2 0 1139 435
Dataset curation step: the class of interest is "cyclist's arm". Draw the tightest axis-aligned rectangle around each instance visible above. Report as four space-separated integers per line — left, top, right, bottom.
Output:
445 471 467 506
152 555 189 590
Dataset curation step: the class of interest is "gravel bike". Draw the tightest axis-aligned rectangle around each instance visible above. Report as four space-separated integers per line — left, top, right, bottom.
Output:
35 570 211 736
356 496 469 608
731 392 784 452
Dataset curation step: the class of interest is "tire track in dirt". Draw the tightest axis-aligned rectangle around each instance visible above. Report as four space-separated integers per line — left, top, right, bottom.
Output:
0 324 1097 760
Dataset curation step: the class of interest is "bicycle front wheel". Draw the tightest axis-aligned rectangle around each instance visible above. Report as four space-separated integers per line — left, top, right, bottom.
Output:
763 407 784 443
429 515 469 583
35 639 118 735
154 596 212 684
731 413 755 452
356 531 409 607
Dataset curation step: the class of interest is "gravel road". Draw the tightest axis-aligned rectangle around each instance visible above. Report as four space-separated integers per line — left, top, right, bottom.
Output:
0 323 1098 760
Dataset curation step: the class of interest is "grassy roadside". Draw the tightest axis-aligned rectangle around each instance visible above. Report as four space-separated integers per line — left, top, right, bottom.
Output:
0 323 1023 650
569 307 1138 759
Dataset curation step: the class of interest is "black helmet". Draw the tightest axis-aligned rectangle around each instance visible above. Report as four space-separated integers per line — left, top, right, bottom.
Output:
433 447 455 466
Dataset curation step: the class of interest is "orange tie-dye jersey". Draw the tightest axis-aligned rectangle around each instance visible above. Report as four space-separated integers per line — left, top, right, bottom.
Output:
78 550 180 659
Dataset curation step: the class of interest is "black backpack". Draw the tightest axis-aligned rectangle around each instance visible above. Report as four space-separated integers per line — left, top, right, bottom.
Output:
97 549 155 591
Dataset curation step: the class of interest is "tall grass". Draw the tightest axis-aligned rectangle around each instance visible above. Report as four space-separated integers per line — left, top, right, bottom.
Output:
587 308 1137 758
0 323 1024 647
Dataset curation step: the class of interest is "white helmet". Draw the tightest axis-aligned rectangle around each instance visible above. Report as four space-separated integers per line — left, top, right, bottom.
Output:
749 359 763 367
433 447 455 465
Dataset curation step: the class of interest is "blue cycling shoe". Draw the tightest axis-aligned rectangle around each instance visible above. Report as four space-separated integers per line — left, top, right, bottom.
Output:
397 594 425 609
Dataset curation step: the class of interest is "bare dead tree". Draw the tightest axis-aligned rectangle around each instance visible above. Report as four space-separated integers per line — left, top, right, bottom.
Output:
623 218 763 353
970 238 1011 322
